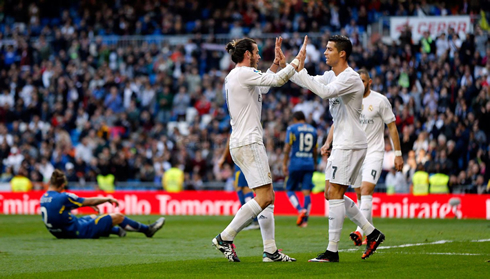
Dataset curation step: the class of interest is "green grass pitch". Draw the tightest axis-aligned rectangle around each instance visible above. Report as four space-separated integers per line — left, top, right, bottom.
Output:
1 215 489 278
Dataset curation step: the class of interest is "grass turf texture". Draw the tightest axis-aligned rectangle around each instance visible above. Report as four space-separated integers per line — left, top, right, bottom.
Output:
1 215 489 278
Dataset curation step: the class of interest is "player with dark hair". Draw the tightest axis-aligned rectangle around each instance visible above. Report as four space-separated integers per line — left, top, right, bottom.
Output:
283 110 318 227
212 36 307 262
345 69 404 246
291 35 385 262
40 169 165 239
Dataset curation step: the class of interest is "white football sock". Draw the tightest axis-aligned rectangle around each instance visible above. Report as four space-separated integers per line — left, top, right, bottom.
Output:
357 195 373 236
221 199 263 241
355 198 362 235
258 205 277 254
326 199 345 252
344 195 374 236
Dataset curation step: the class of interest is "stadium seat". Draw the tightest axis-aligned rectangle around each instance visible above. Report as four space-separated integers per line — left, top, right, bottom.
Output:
186 21 196 33
177 122 189 136
201 114 212 127
70 129 81 146
185 107 198 123
50 18 60 27
149 74 157 85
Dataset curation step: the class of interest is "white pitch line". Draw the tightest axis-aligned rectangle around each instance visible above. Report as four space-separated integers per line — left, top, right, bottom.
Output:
471 239 490 242
339 239 489 253
424 253 483 256
392 252 485 256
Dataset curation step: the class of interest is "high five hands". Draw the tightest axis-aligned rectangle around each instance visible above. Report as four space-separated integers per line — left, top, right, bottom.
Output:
274 37 287 68
275 35 308 72
291 35 308 72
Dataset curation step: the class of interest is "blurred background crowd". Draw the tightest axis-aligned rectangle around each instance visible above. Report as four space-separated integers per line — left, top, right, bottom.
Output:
1 0 489 194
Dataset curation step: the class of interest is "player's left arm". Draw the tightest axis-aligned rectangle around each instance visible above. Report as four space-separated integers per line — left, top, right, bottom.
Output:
312 131 318 170
295 69 358 99
82 197 119 207
387 121 404 171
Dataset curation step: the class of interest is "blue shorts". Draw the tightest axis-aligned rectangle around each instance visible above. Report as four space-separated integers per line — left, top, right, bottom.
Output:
234 164 248 188
76 215 113 239
286 170 314 191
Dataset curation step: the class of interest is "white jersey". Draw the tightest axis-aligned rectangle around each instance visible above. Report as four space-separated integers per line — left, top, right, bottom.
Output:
360 91 396 156
292 67 367 150
226 64 296 148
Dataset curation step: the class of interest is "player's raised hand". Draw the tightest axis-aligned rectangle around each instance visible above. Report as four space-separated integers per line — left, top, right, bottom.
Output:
291 35 308 71
274 37 287 68
297 35 308 71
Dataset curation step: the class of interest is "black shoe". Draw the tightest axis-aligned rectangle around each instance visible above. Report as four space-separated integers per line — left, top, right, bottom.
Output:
350 231 362 246
145 217 165 238
308 250 339 262
212 234 240 262
362 229 385 259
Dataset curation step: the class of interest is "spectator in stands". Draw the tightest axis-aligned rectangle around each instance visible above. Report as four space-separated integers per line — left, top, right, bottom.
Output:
162 160 184 192
469 175 489 194
386 167 409 194
11 167 32 192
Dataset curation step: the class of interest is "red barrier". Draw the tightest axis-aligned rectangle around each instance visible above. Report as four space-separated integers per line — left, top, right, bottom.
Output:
0 191 488 219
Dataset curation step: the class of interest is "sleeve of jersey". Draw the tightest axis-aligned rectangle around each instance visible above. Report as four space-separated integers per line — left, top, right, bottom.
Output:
64 193 85 209
289 71 326 88
257 69 274 94
242 64 296 87
295 69 356 99
285 127 292 145
381 97 396 124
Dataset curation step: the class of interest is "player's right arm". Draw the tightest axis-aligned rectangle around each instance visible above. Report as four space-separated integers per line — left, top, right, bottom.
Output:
218 136 232 169
82 197 119 207
283 127 293 176
321 124 334 156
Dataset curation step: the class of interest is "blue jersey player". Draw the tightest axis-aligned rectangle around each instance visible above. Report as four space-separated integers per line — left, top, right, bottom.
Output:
40 169 165 239
282 111 318 227
218 136 259 230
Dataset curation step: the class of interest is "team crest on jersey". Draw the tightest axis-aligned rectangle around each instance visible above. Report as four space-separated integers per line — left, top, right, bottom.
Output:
253 69 262 75
369 105 373 111
268 172 271 179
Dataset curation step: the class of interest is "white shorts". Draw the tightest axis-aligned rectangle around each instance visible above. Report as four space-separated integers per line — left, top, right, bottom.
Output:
230 142 272 189
325 148 366 187
352 154 384 188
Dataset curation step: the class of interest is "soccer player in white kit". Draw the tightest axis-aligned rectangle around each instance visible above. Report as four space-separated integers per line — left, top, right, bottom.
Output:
291 35 385 262
212 36 307 262
347 69 404 246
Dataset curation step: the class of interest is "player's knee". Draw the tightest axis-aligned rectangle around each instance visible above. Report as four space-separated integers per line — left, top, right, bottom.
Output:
111 213 125 224
263 193 274 206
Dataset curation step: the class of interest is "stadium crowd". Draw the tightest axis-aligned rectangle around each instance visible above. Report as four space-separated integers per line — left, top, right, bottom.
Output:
1 0 489 194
